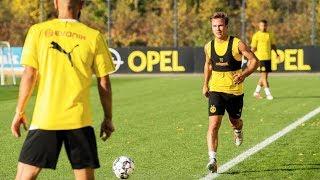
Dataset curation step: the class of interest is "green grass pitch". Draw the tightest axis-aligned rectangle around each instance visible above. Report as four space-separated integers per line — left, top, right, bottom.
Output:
0 74 319 179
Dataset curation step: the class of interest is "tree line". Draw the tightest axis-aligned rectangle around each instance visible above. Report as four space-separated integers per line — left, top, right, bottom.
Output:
0 0 319 47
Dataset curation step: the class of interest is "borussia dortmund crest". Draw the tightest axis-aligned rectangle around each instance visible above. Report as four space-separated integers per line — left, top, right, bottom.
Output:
210 105 216 113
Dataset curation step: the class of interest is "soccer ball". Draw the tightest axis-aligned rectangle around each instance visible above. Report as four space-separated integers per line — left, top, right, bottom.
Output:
112 156 135 179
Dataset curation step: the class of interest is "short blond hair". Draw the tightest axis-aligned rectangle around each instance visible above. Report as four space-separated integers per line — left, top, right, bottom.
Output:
210 12 229 25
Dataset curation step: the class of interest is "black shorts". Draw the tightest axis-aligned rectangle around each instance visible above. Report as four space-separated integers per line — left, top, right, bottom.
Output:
19 126 100 169
259 60 272 72
208 91 244 119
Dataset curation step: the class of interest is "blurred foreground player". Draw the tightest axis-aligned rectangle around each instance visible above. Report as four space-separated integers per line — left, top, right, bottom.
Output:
11 0 115 179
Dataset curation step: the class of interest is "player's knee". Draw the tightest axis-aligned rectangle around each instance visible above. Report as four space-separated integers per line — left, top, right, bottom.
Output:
208 122 220 132
230 118 243 128
74 168 94 180
17 163 41 180
18 171 39 180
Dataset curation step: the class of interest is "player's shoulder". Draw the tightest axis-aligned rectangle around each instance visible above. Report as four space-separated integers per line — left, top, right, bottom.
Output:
27 19 60 34
77 22 101 36
253 31 260 35
204 40 213 54
230 36 245 54
230 36 243 46
31 19 57 29
252 31 261 37
231 36 241 42
33 19 100 37
204 40 213 47
27 19 54 33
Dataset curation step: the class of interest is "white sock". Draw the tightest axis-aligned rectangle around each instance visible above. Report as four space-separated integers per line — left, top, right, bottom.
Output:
208 151 216 160
234 129 241 133
255 85 261 93
264 88 272 96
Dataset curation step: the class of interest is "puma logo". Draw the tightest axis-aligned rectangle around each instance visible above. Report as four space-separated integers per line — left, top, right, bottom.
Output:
50 41 79 67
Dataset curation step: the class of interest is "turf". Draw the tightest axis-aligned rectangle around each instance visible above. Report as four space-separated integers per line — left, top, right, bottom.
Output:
0 75 319 179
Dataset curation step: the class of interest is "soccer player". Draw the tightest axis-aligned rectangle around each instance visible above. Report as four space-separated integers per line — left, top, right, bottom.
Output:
251 19 279 100
11 0 115 179
202 12 259 173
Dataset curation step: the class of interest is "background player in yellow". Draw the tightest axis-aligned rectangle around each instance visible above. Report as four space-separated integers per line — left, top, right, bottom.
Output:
251 19 279 100
10 0 115 179
202 12 259 173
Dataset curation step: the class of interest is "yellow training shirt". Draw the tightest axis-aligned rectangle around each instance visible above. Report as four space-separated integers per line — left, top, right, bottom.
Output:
251 31 275 60
21 19 115 130
204 36 243 95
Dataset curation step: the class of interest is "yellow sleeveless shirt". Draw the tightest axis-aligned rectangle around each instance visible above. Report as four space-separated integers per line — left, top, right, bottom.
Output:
204 36 243 95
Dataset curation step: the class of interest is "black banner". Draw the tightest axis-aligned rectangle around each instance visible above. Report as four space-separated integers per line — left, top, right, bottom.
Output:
109 47 319 73
110 47 194 73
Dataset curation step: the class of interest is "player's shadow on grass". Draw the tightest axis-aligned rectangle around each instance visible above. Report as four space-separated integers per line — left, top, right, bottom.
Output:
275 95 320 99
223 164 320 175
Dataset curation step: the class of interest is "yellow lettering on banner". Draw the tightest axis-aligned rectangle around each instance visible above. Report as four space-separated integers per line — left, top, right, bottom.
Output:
284 49 298 70
271 50 284 71
128 50 187 72
172 51 185 72
128 51 147 72
147 51 160 72
160 51 172 72
297 49 311 71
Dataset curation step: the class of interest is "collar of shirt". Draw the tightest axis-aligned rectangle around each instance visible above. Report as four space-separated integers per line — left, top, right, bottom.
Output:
57 18 79 22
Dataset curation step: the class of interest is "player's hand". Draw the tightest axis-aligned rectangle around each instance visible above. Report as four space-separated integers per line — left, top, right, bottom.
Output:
11 112 28 138
202 85 209 98
233 73 246 84
100 117 114 141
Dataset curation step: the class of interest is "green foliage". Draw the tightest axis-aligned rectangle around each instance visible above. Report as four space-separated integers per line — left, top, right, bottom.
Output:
81 0 108 33
0 0 13 41
0 0 38 45
0 0 319 46
111 0 143 46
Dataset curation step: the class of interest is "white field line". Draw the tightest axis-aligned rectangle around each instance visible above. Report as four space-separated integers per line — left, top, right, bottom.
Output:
202 106 320 180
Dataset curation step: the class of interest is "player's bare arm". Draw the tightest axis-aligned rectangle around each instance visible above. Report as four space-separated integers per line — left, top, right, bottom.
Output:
97 75 114 141
233 41 259 84
203 52 212 98
11 66 37 137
